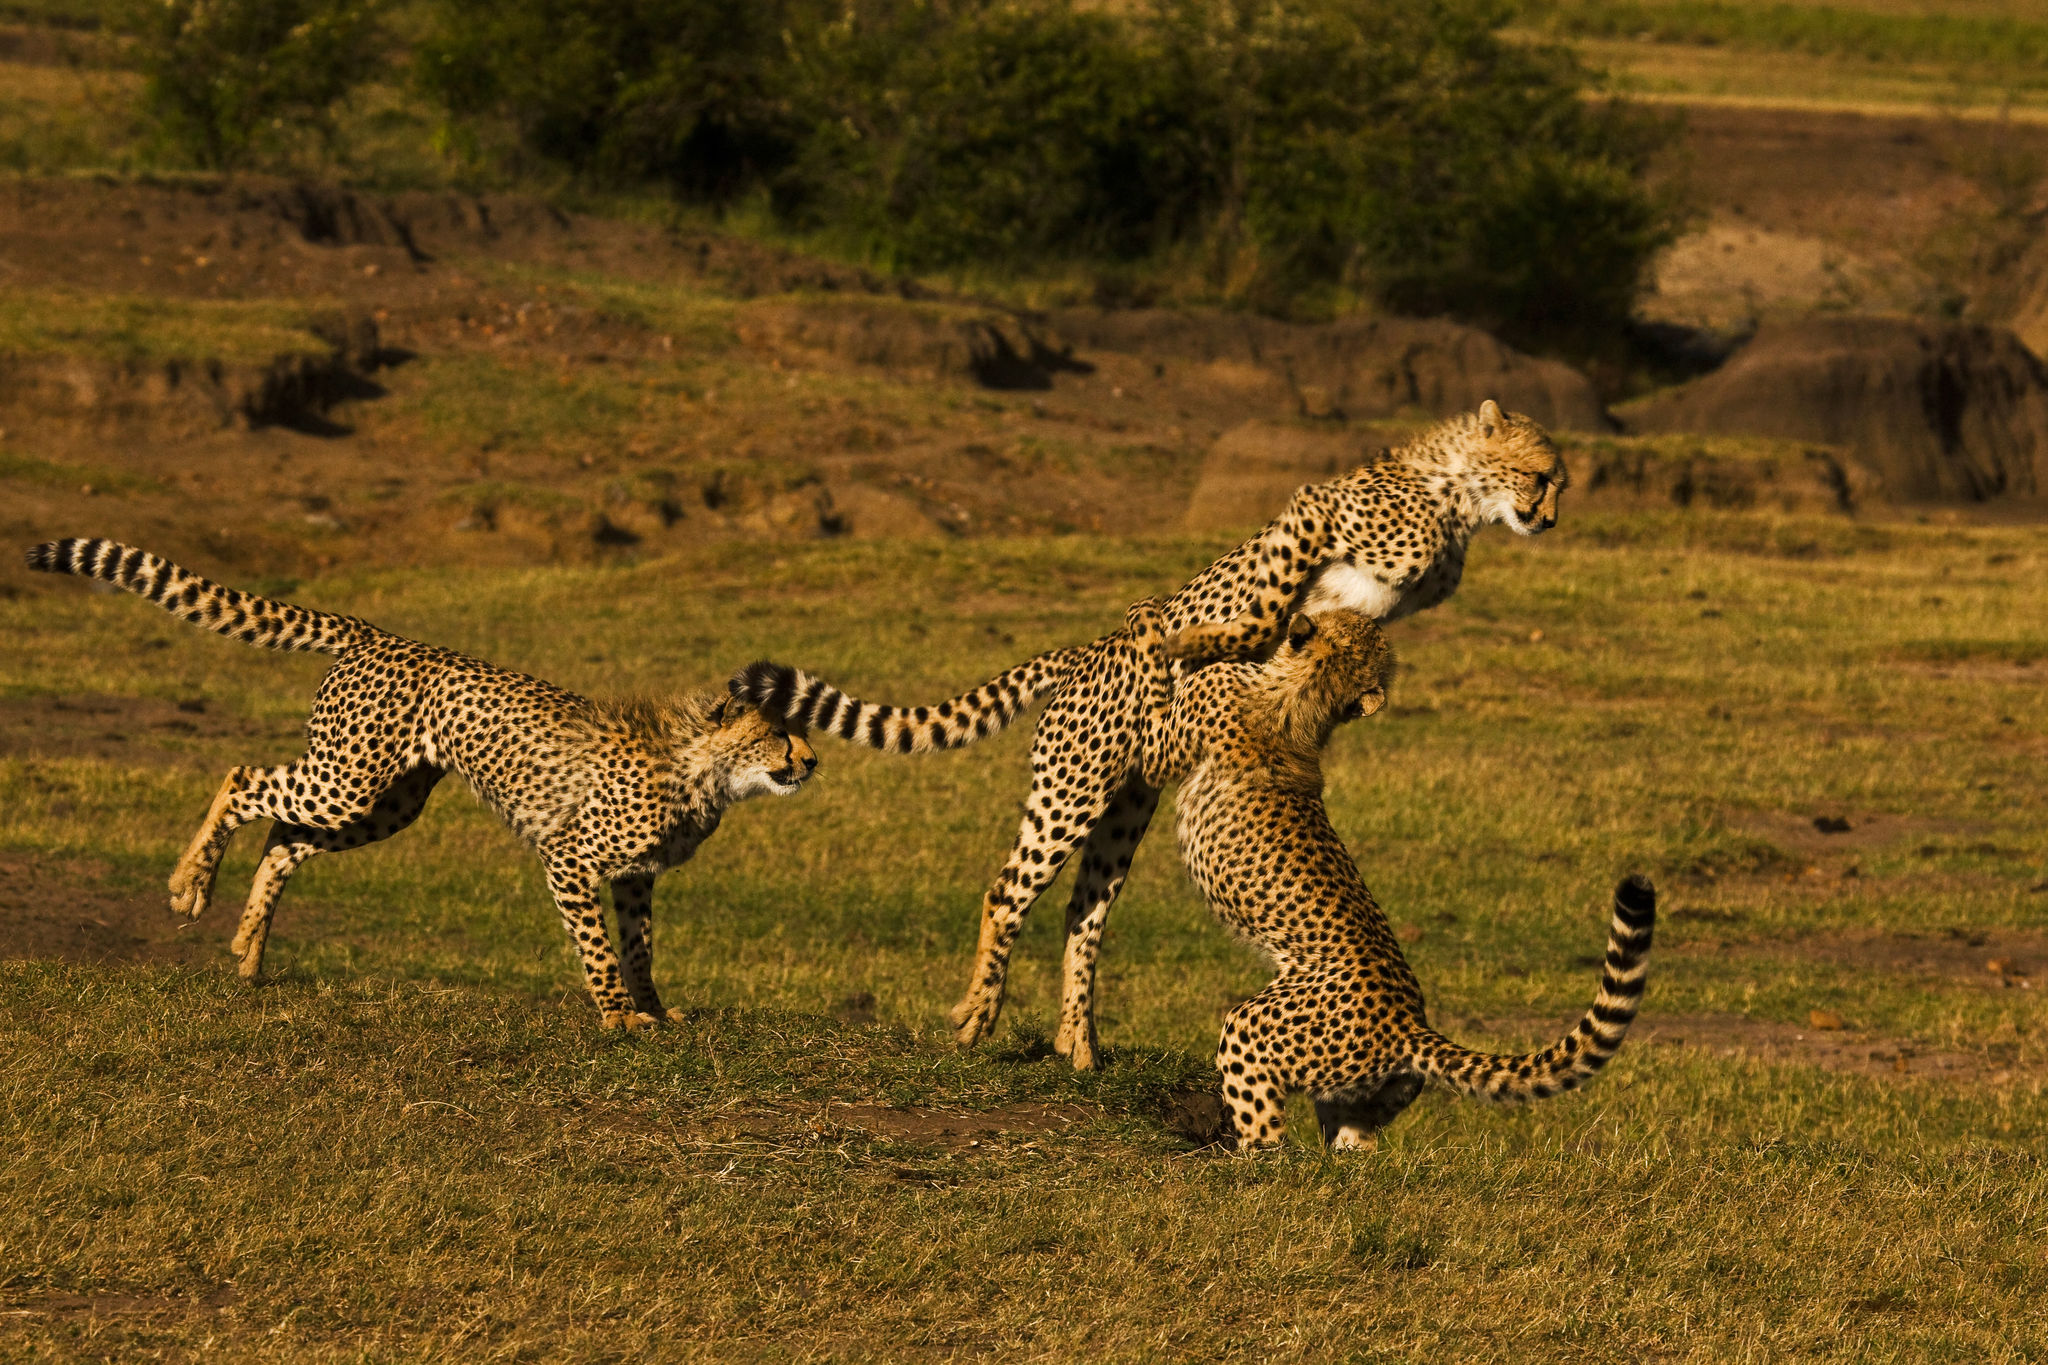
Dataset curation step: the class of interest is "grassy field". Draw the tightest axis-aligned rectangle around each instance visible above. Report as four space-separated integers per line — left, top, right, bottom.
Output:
2 513 2044 1360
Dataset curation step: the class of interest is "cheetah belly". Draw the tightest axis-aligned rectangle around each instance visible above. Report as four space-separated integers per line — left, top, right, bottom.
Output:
1301 561 1404 621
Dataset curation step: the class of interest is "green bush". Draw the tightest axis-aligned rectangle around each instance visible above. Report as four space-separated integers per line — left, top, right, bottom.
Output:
415 0 806 199
415 0 1684 349
120 0 389 170
772 2 1221 269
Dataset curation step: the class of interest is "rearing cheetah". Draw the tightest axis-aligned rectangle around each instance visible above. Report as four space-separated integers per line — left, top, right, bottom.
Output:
1125 598 1655 1150
28 537 816 1028
735 401 1567 1068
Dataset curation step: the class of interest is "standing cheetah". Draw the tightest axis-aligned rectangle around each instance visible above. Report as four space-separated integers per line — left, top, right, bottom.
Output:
1126 598 1654 1150
27 537 816 1028
735 401 1567 1068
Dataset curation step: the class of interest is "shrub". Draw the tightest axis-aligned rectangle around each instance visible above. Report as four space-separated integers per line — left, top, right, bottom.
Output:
414 0 805 200
412 0 1683 350
773 2 1222 269
120 0 389 170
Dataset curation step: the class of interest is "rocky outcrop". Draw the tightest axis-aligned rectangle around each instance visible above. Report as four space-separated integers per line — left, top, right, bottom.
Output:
1618 317 2048 500
1050 309 1612 431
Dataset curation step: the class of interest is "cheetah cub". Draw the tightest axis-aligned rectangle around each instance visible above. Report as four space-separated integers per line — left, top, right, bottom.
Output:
1127 599 1654 1151
27 537 817 1029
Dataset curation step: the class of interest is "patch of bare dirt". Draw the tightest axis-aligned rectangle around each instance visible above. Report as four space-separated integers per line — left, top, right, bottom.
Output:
823 1101 1098 1151
1765 928 2046 993
1720 807 1994 862
1631 1013 2031 1087
0 1286 236 1323
0 851 212 966
1451 1010 2035 1087
0 692 294 764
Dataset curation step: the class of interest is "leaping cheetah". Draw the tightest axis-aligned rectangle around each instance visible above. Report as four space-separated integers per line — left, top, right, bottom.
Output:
1127 598 1654 1150
28 537 816 1029
735 401 1567 1067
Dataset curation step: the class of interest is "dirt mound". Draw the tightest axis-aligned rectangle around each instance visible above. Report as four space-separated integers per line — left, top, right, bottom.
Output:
0 309 395 434
1618 317 2048 501
1579 441 1868 513
1183 420 1380 532
1051 308 1611 431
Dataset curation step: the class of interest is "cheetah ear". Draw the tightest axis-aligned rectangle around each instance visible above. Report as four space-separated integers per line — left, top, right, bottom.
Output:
711 694 740 725
1286 613 1317 649
1478 398 1502 434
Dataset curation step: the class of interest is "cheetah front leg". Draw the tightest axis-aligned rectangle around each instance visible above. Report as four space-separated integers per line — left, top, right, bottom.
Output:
610 873 679 1023
544 861 657 1031
1053 776 1160 1071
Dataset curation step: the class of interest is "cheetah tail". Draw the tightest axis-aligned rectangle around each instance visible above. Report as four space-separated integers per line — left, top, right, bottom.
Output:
729 647 1085 754
25 538 375 655
1404 875 1655 1104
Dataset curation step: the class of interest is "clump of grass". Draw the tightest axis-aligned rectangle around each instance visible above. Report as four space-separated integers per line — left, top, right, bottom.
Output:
0 289 337 367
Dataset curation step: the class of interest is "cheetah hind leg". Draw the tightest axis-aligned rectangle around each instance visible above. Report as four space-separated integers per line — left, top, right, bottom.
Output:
231 767 446 980
169 766 270 920
1313 1074 1423 1152
1052 776 1159 1071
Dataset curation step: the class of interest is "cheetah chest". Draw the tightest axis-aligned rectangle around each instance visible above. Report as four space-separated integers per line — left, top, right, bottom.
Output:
1300 560 1405 621
1300 551 1462 624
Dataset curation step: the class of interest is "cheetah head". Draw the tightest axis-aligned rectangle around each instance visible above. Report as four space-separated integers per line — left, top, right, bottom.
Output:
1268 609 1396 747
1463 399 1568 536
710 696 819 801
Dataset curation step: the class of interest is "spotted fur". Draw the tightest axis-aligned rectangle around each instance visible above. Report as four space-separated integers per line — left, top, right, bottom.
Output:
1127 599 1653 1150
736 402 1567 1069
27 537 816 1029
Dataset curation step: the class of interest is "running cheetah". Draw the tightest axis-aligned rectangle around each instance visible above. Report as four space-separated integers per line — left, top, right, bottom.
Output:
27 537 816 1029
735 401 1567 1068
1126 598 1654 1150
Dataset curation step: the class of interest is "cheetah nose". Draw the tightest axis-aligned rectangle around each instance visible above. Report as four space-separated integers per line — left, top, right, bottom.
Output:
800 752 818 772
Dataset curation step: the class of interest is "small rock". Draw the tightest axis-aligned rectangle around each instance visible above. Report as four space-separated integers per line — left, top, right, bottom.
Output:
1395 924 1424 944
1807 1009 1847 1031
1812 815 1852 834
1985 958 2013 976
1528 629 1544 644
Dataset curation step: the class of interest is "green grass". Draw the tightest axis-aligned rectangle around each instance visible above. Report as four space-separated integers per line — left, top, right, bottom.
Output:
1524 0 2048 77
2 517 2045 1358
0 289 339 367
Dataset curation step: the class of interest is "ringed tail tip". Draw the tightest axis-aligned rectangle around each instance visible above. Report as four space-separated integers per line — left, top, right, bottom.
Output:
1614 874 1656 924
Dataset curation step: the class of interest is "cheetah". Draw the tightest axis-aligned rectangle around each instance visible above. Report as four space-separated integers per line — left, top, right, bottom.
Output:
1124 597 1654 1150
734 401 1567 1069
27 537 817 1029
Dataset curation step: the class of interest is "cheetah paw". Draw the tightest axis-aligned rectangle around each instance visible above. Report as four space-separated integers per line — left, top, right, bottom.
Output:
167 865 215 920
1123 597 1167 644
947 996 997 1048
600 1010 662 1033
1053 1021 1099 1071
1164 621 1234 662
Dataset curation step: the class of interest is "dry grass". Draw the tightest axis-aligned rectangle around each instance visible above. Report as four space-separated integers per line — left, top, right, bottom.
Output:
2 514 2044 1360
